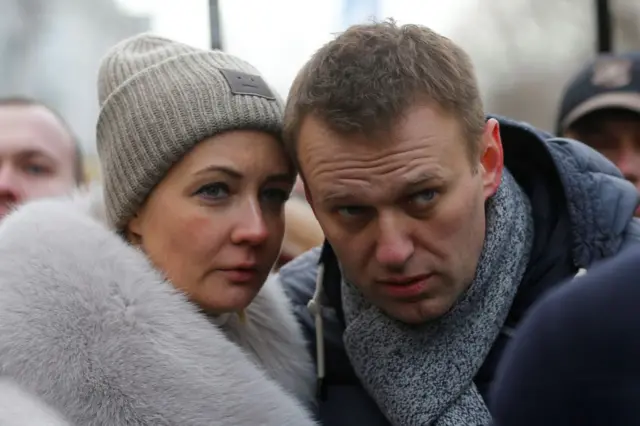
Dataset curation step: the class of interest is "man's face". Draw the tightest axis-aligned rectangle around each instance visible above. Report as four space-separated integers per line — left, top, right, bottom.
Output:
299 105 503 324
0 104 77 220
565 109 640 216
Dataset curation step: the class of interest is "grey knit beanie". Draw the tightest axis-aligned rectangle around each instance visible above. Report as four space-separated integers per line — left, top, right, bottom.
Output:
96 33 284 229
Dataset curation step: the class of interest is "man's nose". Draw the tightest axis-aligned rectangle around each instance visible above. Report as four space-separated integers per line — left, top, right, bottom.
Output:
615 145 640 187
0 165 23 203
374 211 414 268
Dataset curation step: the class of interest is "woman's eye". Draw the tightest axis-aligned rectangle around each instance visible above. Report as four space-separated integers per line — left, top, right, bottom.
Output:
195 182 230 200
261 188 290 205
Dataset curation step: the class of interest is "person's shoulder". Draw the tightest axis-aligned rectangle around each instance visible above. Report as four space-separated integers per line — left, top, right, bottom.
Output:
544 136 624 178
0 379 71 426
496 115 638 261
276 246 322 306
492 114 624 180
273 247 324 350
541 246 640 324
0 186 162 315
0 189 318 425
544 137 638 259
622 218 640 246
491 247 640 425
503 246 640 361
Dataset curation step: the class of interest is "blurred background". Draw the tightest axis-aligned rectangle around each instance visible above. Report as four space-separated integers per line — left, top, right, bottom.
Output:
1 0 639 180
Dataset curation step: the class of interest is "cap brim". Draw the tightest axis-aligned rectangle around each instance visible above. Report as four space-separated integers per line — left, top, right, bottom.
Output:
561 92 640 131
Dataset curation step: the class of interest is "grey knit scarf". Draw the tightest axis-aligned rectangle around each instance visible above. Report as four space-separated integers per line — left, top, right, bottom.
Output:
341 169 534 426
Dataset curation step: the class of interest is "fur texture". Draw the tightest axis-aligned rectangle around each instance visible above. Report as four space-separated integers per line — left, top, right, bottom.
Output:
0 379 71 426
0 186 316 425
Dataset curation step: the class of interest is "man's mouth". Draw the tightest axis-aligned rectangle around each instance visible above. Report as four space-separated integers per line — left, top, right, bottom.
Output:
377 274 434 299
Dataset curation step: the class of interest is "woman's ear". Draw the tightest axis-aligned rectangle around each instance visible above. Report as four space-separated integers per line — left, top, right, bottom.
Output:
125 213 143 246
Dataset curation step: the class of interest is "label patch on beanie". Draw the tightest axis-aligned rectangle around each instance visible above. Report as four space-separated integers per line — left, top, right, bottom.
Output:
219 68 275 100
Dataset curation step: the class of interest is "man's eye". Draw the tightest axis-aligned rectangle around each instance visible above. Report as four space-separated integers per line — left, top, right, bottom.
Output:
24 164 50 176
410 190 436 207
337 206 366 218
194 182 230 200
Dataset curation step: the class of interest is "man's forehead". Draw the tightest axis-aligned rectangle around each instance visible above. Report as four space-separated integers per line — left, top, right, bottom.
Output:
0 105 74 156
309 164 447 204
590 109 640 122
298 105 465 155
569 109 640 135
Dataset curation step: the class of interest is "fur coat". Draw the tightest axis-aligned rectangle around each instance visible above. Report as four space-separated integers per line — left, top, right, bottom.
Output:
0 186 317 425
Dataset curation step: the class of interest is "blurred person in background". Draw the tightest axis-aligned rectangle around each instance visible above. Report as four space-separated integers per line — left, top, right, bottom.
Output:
272 175 324 270
0 35 316 425
0 97 84 221
491 245 640 426
276 21 640 426
276 196 325 269
293 174 306 197
558 52 640 216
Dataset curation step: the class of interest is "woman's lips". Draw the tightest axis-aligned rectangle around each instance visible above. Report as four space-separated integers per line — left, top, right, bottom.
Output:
217 267 259 284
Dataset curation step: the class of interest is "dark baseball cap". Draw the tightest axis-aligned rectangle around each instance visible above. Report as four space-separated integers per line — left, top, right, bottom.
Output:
557 51 640 133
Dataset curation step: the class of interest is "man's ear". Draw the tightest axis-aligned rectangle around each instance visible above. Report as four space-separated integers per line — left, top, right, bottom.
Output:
479 118 504 200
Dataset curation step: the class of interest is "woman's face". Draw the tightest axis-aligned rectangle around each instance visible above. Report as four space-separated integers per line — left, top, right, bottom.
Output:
127 130 294 314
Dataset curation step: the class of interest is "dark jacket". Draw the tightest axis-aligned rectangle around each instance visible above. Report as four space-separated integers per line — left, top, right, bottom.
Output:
277 116 640 426
490 245 640 426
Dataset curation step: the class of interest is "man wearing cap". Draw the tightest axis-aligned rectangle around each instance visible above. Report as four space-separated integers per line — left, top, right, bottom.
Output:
558 52 640 216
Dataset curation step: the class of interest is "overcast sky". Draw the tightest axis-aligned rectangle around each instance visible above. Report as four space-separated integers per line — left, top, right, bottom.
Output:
114 0 476 98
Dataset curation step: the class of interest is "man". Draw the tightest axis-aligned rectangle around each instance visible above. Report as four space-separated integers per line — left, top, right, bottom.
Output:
0 97 83 221
276 21 640 426
558 52 640 216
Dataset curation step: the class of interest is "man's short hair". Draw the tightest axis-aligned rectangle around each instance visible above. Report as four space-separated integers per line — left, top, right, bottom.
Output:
283 20 486 165
0 96 85 184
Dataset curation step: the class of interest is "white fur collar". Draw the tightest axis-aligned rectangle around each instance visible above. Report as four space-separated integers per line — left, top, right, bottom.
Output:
0 379 70 426
0 185 316 425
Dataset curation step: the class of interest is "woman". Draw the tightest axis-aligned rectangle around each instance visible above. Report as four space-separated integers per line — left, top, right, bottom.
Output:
0 34 316 425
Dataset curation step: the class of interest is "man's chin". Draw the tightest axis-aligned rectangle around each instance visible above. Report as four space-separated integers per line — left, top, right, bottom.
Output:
381 299 452 325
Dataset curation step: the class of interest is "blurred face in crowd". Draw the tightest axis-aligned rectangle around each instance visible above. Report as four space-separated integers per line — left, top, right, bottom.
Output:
292 175 306 198
0 104 78 221
127 131 294 315
564 109 640 216
299 105 503 324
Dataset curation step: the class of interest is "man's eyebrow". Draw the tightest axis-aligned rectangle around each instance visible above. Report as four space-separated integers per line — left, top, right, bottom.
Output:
317 169 445 203
16 149 56 162
320 191 355 204
403 171 443 186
